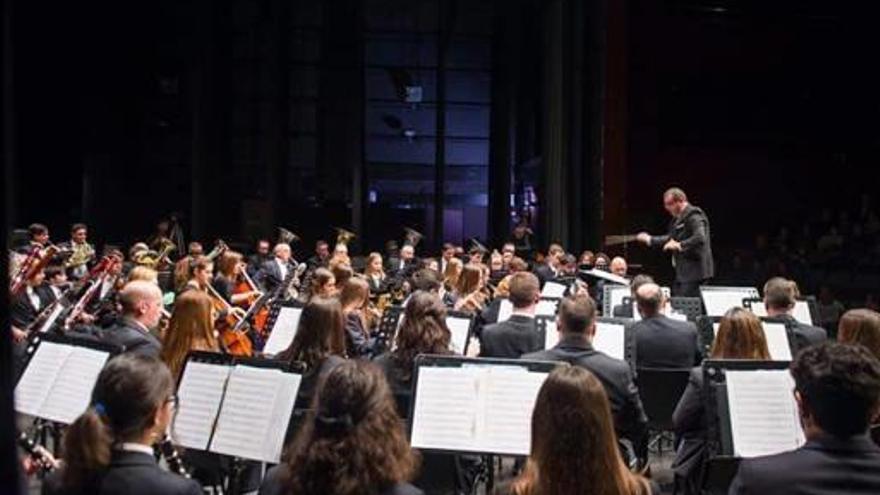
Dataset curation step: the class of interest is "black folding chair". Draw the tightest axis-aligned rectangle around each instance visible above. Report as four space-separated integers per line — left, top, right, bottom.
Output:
636 367 692 454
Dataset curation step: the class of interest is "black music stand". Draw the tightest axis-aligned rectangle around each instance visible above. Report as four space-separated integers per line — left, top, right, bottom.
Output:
701 360 794 494
260 299 305 356
670 296 704 322
375 304 405 352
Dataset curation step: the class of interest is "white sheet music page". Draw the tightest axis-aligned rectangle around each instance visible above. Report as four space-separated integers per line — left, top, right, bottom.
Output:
173 361 231 450
541 281 568 298
263 307 303 356
593 322 626 361
749 301 769 317
701 288 759 317
793 301 813 325
536 299 558 317
210 365 282 462
410 366 481 452
498 299 513 322
263 371 301 463
40 346 110 424
608 286 631 315
761 322 793 361
543 320 559 350
446 316 472 355
481 367 548 456
14 342 73 417
726 369 804 457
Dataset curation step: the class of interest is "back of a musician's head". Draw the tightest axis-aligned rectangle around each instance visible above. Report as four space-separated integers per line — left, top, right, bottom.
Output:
162 290 216 378
62 355 174 487
764 277 797 312
635 283 664 318
792 342 880 438
838 309 880 361
711 307 770 360
515 366 647 495
395 292 450 374
508 272 540 309
279 296 345 368
629 274 655 297
411 268 442 293
285 360 418 494
558 295 596 335
339 276 369 309
118 280 162 316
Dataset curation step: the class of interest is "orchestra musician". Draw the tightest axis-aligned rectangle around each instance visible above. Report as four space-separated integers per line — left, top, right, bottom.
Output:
173 242 203 293
339 277 377 358
442 257 463 295
306 240 330 271
180 256 214 294
246 239 271 278
387 243 416 276
452 263 487 314
10 268 53 333
60 223 96 281
439 243 456 274
42 355 202 495
534 244 564 287
212 251 261 307
510 218 535 261
102 281 164 358
160 290 221 379
43 264 69 304
636 187 714 297
363 252 387 294
258 243 295 293
307 267 337 301
25 223 51 252
480 272 542 358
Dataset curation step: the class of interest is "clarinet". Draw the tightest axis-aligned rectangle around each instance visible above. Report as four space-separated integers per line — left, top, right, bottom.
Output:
157 434 191 479
18 432 58 474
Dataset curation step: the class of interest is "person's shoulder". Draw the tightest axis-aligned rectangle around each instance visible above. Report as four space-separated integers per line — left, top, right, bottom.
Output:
258 464 288 495
521 348 556 362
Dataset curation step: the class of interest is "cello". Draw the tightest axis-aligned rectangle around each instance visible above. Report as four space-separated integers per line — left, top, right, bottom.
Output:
233 262 270 339
206 282 253 356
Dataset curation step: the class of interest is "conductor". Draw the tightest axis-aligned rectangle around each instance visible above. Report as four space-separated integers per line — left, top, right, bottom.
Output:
636 187 713 297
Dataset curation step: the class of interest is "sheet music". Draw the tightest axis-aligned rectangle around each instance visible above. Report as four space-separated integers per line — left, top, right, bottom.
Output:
668 311 688 322
713 322 720 336
543 320 559 350
497 299 513 322
748 301 769 317
792 301 814 325
581 269 630 286
446 316 472 354
536 299 558 317
593 322 625 360
15 342 73 417
726 369 804 457
410 364 548 456
761 322 793 361
540 281 568 298
173 362 231 450
262 306 303 356
701 287 760 317
39 346 110 424
210 365 300 463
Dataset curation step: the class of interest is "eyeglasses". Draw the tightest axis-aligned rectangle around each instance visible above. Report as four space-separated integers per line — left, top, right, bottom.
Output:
165 395 179 410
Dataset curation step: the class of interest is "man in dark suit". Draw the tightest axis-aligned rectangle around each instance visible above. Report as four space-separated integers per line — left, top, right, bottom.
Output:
763 277 827 352
305 239 330 271
102 280 164 358
258 243 295 293
632 283 702 368
636 188 713 297
611 274 655 318
729 342 880 494
386 243 416 277
533 243 564 288
10 269 54 342
480 272 543 358
523 294 648 454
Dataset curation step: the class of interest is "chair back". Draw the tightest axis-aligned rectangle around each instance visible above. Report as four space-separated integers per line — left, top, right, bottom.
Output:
636 367 692 431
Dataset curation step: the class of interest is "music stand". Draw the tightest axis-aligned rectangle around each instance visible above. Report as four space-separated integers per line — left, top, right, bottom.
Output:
407 355 564 457
376 304 405 351
261 299 305 356
445 310 475 355
701 360 802 494
670 296 704 322
742 297 819 326
699 286 760 317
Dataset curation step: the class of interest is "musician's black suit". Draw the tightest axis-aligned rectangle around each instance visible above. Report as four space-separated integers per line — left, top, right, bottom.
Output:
729 434 880 494
533 263 558 288
10 285 55 328
480 315 542 359
258 258 294 293
650 204 714 297
42 450 202 495
101 317 162 358
632 314 702 369
522 335 648 450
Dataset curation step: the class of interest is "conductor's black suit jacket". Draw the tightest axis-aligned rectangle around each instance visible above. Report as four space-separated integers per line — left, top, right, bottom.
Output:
650 204 714 283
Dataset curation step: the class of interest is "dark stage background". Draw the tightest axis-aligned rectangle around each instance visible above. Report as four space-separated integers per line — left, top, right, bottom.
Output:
5 0 880 299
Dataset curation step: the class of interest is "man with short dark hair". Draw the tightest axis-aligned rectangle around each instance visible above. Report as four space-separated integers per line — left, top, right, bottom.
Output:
636 188 714 297
26 223 50 251
61 223 96 280
440 243 456 274
480 272 542 358
534 244 565 287
763 277 827 352
306 240 330 271
632 283 702 368
729 342 880 494
523 294 648 455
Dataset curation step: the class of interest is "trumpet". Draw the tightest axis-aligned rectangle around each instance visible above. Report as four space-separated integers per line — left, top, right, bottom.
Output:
403 227 424 249
335 227 356 247
278 227 300 245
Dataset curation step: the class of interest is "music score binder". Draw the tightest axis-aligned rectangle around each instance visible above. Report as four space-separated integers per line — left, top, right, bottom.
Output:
172 351 305 464
408 355 564 457
14 333 121 424
262 300 305 356
699 286 760 317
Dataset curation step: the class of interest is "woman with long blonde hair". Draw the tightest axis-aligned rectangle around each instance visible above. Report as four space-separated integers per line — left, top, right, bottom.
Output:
510 366 654 495
160 290 220 379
